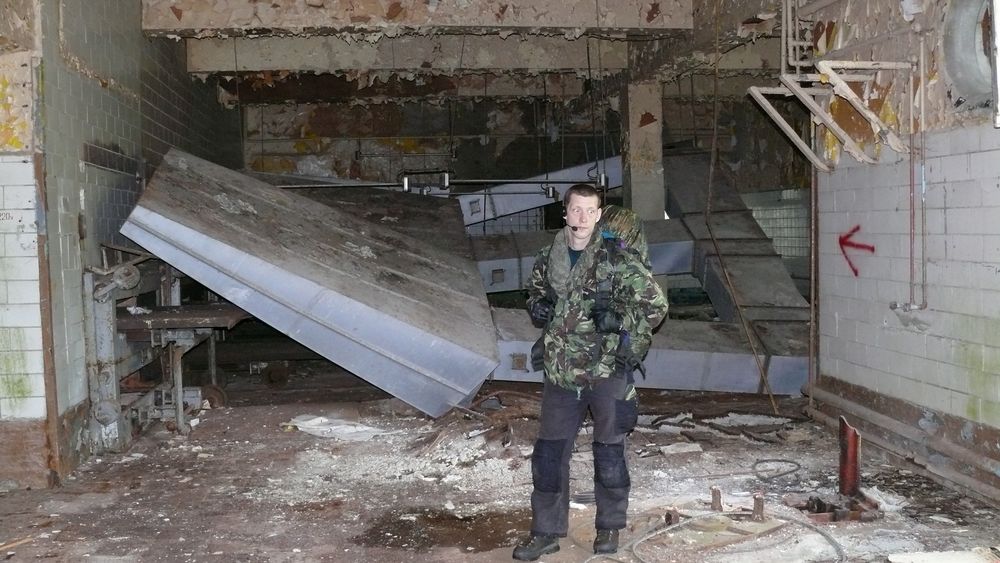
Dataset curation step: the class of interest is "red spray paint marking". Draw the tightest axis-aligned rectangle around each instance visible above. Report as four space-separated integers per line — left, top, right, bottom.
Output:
838 225 875 277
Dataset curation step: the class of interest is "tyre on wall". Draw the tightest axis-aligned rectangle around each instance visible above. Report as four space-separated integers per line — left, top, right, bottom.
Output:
942 0 995 110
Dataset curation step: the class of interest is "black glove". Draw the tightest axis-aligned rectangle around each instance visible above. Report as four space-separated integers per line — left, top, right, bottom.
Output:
529 299 555 328
615 350 646 378
590 290 622 333
530 337 545 372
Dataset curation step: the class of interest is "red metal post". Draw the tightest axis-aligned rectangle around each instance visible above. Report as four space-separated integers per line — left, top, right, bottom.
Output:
839 416 860 496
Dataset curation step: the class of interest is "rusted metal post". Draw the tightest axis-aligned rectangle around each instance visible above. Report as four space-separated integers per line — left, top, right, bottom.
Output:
665 506 681 525
752 494 765 521
710 486 723 511
839 416 860 496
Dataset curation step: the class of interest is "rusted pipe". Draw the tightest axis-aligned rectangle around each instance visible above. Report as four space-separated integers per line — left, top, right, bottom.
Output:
808 138 819 410
839 416 860 496
811 388 1000 487
809 406 1000 506
36 154 63 485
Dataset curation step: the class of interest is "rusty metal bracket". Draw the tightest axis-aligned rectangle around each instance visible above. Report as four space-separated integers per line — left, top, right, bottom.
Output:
780 75 877 164
748 85 831 172
815 60 913 154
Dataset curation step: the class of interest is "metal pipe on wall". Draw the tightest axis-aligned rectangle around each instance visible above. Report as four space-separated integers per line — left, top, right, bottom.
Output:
891 35 929 312
918 35 929 309
808 134 819 410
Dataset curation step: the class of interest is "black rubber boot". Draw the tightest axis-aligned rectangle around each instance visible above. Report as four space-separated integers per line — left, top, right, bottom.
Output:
512 534 560 561
593 529 619 554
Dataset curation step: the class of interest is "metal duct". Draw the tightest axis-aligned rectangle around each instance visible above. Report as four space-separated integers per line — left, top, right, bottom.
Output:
456 156 623 225
490 308 807 395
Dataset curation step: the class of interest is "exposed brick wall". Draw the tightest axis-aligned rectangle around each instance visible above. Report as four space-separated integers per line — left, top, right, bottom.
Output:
819 123 1000 428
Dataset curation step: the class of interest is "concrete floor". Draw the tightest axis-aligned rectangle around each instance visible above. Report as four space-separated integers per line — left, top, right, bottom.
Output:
1 367 998 562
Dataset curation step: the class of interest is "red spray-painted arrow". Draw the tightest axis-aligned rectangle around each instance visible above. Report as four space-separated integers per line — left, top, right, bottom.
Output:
838 225 875 277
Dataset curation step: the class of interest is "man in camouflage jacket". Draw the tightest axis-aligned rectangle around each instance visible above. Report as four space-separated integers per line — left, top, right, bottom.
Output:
512 184 668 561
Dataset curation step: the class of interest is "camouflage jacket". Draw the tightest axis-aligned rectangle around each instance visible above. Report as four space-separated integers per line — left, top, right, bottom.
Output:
527 228 668 391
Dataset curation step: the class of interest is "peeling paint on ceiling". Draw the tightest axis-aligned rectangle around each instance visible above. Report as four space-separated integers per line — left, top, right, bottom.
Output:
142 0 694 38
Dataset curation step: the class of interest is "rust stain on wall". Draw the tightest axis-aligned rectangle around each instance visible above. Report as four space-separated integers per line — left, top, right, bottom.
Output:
250 156 298 173
385 2 405 21
0 419 50 489
825 80 893 153
647 3 662 23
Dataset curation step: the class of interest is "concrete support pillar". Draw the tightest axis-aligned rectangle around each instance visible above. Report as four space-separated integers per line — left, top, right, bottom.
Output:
622 80 665 220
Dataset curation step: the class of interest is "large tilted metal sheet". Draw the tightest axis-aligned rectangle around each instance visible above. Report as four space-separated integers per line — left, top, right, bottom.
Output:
294 187 474 260
490 309 806 395
121 149 498 417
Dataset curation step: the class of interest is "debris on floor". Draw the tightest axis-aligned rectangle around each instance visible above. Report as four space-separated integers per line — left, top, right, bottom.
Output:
0 374 998 562
281 413 400 441
887 546 1000 563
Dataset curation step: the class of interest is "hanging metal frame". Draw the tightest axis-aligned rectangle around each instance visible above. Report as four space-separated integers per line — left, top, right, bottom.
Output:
747 0 913 170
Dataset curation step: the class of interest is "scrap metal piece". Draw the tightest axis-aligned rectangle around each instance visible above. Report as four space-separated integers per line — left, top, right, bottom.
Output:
665 506 682 525
784 491 882 523
121 149 499 417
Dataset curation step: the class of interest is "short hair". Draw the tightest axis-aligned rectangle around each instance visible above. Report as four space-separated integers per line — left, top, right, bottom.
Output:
563 183 601 209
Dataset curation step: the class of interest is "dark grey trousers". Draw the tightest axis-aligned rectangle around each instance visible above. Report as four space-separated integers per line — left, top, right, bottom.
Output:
529 374 637 537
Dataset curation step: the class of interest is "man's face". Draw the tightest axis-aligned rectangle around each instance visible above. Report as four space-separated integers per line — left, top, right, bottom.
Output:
564 193 602 240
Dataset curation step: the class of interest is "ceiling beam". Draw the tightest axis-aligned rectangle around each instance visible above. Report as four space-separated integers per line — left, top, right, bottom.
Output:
219 71 585 104
188 35 628 74
144 0 693 38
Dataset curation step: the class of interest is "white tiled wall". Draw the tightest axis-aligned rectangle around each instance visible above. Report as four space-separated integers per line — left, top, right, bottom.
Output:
0 155 46 420
819 123 1000 427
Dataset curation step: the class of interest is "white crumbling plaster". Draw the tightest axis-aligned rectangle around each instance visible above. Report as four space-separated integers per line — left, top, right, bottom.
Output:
143 0 693 37
809 0 984 137
0 0 37 53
